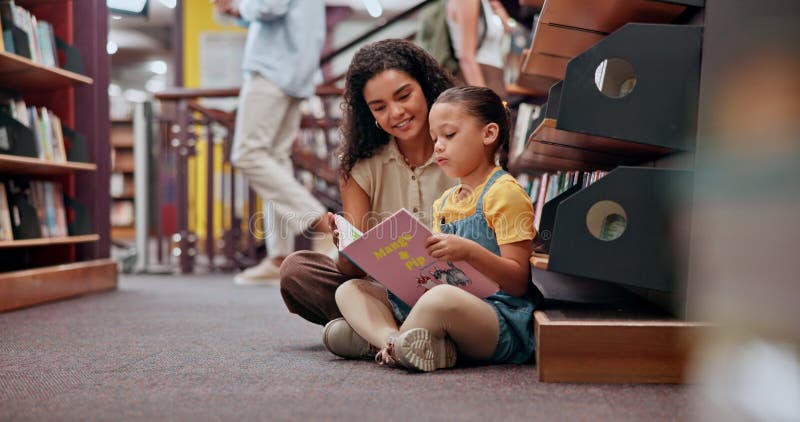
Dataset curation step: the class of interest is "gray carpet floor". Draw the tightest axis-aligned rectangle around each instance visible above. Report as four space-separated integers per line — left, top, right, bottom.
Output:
1 274 697 421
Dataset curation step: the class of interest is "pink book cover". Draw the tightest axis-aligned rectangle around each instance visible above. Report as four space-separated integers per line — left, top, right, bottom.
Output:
339 209 499 306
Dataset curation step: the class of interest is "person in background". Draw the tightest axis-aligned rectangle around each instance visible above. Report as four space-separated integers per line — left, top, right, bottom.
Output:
279 39 456 326
328 86 541 372
446 0 514 98
214 0 330 285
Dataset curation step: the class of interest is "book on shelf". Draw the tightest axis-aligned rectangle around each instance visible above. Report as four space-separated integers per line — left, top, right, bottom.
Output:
0 182 12 240
1 178 68 240
109 172 125 197
511 102 541 159
0 0 58 66
334 209 499 306
0 97 67 161
519 170 609 230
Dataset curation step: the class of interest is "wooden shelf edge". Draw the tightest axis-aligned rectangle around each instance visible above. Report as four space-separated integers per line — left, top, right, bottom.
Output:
530 254 550 270
0 234 100 248
0 259 118 312
0 154 97 173
510 118 672 174
506 83 546 97
534 309 712 383
0 51 93 86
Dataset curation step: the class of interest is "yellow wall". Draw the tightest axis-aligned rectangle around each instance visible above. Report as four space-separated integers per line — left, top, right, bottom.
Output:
183 4 245 87
182 4 246 242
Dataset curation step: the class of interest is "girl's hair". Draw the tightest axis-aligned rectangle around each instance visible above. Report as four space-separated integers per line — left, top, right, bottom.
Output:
434 86 512 170
338 39 456 179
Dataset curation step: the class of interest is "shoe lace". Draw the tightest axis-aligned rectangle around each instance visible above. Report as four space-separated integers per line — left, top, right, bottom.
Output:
374 335 398 366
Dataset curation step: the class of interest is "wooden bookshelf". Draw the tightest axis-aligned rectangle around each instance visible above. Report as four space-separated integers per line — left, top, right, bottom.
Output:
111 226 135 241
16 0 66 5
110 121 134 147
111 149 134 173
530 253 549 270
535 307 709 383
509 118 671 174
540 0 690 33
518 0 695 90
0 0 115 312
0 51 93 91
505 83 545 98
110 138 134 148
0 153 96 175
512 0 708 383
0 234 99 248
109 120 134 242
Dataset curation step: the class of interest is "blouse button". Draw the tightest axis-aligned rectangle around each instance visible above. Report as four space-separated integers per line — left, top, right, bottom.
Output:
413 207 419 213
411 175 416 181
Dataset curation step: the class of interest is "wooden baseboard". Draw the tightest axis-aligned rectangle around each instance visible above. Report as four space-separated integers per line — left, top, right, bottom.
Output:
0 259 118 312
535 308 709 383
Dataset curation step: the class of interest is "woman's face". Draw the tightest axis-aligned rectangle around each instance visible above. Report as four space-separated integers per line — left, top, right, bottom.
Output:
362 69 430 143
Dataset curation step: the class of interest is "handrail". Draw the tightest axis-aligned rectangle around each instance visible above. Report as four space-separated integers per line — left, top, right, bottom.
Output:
156 85 343 101
319 0 432 66
187 102 236 126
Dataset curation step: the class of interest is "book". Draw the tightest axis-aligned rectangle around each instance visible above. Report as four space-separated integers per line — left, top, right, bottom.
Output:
0 182 13 240
336 209 499 306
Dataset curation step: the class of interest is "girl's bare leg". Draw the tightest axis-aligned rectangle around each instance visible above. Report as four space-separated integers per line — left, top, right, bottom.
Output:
401 284 499 361
335 279 399 348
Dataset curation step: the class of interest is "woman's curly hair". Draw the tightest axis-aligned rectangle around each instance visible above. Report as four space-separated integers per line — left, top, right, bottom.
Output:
338 39 455 179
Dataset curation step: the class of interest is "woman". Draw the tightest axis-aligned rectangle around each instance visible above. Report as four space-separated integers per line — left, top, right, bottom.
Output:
279 39 456 326
446 0 512 98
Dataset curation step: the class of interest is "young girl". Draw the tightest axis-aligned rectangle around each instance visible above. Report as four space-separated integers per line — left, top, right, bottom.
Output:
330 86 541 371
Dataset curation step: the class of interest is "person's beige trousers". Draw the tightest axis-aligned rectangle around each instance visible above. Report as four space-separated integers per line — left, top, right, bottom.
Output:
231 73 325 258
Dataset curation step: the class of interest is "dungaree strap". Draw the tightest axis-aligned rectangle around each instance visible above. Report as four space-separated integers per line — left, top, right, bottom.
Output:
438 186 459 211
475 170 508 215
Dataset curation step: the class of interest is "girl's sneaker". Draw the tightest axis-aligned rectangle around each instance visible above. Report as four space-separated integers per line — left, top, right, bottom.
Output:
378 328 457 372
322 318 376 359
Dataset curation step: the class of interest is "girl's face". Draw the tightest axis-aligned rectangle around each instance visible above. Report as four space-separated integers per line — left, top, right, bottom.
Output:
429 102 498 179
362 69 430 143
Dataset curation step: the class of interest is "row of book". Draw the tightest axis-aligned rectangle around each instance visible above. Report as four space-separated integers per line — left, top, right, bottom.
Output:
0 0 58 67
517 170 608 230
1 97 67 162
0 178 68 241
511 102 542 159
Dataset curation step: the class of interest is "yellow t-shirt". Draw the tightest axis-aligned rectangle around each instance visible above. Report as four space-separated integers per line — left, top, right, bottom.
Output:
432 167 536 245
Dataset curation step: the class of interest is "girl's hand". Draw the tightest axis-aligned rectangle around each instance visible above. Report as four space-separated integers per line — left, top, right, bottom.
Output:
425 234 477 262
327 212 339 249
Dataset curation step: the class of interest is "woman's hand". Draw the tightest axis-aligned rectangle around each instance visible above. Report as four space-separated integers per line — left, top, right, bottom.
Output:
425 234 479 262
327 212 339 249
212 0 240 17
489 0 514 31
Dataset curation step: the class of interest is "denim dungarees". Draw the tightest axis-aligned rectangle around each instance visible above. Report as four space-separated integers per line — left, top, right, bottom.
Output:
387 170 542 364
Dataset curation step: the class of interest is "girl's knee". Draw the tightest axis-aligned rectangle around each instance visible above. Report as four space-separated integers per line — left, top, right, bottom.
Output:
416 284 465 313
334 278 374 305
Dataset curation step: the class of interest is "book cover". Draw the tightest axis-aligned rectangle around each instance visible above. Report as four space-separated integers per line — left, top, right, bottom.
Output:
337 209 499 306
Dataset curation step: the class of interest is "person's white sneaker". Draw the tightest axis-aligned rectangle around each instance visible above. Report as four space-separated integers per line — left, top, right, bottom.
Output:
233 258 281 286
